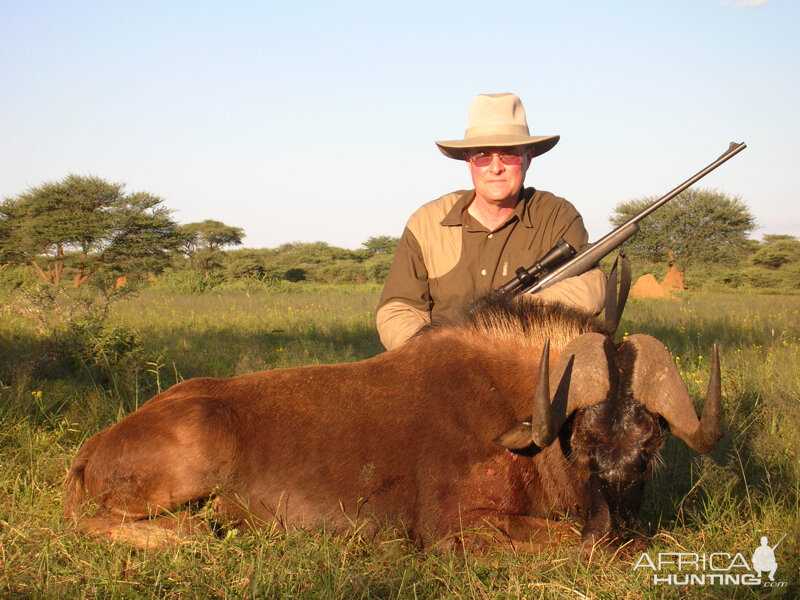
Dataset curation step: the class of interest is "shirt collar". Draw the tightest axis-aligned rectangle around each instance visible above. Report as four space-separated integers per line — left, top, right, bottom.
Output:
441 190 474 226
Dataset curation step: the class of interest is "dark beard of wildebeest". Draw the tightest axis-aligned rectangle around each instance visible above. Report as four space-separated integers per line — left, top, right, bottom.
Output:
63 293 722 551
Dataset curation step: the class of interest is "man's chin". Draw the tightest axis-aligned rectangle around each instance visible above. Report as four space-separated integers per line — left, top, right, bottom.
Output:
479 191 518 204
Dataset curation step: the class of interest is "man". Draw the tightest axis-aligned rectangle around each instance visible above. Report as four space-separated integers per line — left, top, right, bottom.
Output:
376 93 606 351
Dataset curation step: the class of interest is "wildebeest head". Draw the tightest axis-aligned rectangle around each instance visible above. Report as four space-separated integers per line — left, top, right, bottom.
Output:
494 332 723 548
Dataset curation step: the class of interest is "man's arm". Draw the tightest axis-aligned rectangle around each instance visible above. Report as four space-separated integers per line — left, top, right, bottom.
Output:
376 227 432 350
526 196 607 315
530 267 606 314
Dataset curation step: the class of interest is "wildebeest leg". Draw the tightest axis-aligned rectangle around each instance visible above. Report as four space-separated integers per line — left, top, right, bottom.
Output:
66 396 243 547
78 509 211 549
442 513 578 552
481 514 578 551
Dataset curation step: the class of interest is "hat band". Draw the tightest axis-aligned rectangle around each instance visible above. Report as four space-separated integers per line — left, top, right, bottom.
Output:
464 123 530 139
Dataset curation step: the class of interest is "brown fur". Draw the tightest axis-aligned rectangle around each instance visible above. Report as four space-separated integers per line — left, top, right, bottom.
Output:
64 297 606 549
64 294 721 551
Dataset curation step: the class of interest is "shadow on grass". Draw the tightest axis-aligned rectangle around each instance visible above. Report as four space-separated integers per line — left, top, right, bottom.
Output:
149 319 385 381
0 320 385 431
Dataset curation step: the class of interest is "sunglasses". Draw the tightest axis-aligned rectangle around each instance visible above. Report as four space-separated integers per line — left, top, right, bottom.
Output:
466 150 526 167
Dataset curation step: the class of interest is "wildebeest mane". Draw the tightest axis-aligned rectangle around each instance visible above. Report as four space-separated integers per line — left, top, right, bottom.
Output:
424 291 607 351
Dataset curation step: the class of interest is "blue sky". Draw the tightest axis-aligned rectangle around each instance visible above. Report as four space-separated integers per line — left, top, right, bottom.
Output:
1 0 797 249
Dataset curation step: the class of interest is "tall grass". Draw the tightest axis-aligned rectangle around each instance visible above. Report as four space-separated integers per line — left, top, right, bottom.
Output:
1 286 798 598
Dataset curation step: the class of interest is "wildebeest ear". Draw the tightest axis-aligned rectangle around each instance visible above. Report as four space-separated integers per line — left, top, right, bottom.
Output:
493 420 535 450
552 333 612 415
546 333 612 435
494 332 612 451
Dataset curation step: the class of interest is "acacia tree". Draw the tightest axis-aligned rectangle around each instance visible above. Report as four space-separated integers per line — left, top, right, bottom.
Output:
0 174 182 287
362 235 399 255
176 220 245 274
610 188 756 270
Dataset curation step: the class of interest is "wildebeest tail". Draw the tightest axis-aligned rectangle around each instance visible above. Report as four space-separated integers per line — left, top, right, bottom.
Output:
63 432 104 520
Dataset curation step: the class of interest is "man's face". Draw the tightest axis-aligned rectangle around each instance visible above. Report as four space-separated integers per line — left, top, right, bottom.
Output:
466 146 533 206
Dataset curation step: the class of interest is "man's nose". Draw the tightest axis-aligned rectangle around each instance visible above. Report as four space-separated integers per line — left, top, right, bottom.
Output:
489 154 505 172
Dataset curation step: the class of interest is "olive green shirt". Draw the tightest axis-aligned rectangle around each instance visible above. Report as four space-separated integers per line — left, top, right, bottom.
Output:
376 188 606 350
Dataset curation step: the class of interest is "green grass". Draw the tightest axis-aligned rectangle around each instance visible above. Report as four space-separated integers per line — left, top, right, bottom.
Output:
1 286 798 598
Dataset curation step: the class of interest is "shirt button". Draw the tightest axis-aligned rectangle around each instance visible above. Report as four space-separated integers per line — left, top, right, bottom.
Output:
487 233 493 239
481 269 487 276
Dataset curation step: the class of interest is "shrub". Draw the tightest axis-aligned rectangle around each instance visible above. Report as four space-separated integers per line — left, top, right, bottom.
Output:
2 284 151 387
149 269 225 294
751 238 800 269
224 253 267 279
364 255 394 283
309 260 368 284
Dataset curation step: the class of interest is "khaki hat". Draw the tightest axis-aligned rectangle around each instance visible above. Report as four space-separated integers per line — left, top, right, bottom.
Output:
435 93 560 160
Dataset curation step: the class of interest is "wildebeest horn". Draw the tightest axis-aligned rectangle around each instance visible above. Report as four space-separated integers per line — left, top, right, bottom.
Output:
624 334 722 454
494 333 612 450
530 338 553 447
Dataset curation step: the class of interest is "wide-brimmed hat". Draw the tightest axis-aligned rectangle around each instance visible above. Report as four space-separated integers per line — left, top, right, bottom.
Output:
435 93 560 160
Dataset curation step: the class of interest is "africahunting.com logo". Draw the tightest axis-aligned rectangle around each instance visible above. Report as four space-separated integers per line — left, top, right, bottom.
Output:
633 534 788 588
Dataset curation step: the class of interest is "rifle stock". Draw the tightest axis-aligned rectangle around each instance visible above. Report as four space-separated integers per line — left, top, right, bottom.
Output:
499 142 747 296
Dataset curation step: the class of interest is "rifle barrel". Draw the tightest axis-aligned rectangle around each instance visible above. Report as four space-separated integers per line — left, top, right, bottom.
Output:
521 141 747 295
772 533 787 550
617 141 747 231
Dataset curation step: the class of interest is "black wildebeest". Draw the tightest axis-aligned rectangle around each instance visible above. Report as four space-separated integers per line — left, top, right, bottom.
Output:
64 295 722 549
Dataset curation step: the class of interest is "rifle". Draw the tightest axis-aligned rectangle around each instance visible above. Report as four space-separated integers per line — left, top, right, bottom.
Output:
771 533 787 551
496 141 747 297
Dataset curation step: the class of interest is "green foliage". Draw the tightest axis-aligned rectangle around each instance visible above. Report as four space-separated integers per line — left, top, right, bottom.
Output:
156 241 397 292
762 234 797 244
253 242 364 283
362 235 399 255
741 263 800 290
1 284 152 393
750 235 800 269
272 241 366 264
312 259 369 284
0 174 182 288
674 234 800 293
223 249 268 279
364 253 394 282
0 263 35 290
611 188 756 270
147 268 226 294
176 219 245 273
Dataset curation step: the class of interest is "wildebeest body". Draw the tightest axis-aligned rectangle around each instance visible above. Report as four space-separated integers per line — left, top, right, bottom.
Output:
65 296 721 549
